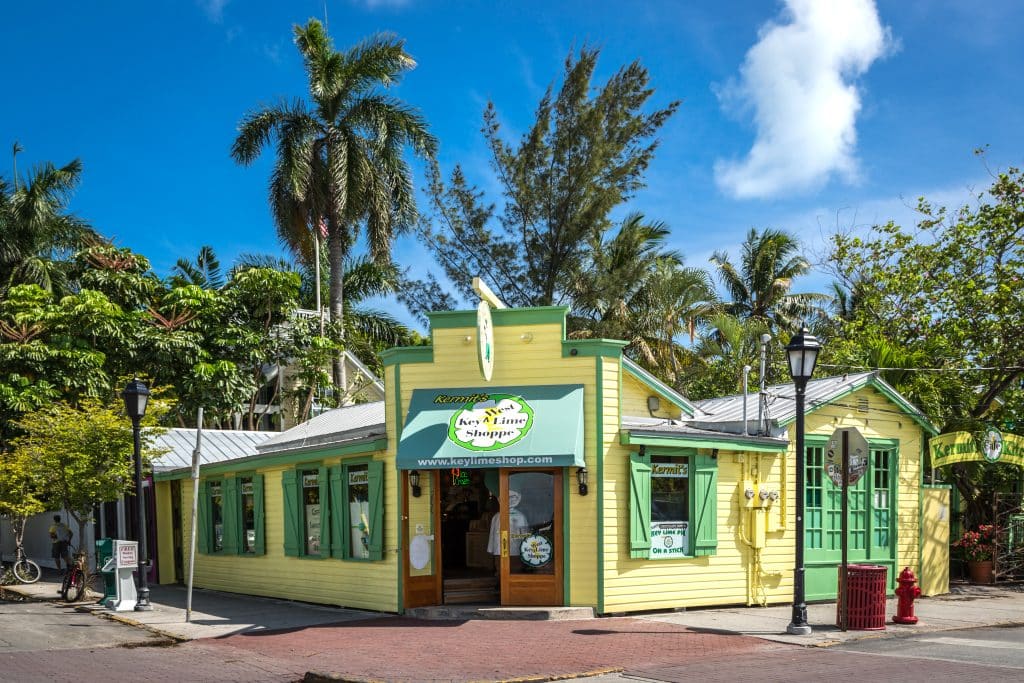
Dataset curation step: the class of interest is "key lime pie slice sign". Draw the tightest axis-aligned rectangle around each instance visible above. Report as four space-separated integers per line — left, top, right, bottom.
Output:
477 300 494 382
448 394 535 451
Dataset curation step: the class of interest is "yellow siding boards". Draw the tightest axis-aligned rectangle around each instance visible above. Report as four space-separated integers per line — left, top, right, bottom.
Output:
155 480 176 584
621 373 682 421
184 452 397 612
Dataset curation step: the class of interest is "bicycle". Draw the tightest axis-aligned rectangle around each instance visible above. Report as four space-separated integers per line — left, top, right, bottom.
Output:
10 543 42 584
60 547 96 602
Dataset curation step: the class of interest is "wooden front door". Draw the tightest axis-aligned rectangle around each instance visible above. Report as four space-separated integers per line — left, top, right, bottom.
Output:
500 469 563 606
403 470 442 608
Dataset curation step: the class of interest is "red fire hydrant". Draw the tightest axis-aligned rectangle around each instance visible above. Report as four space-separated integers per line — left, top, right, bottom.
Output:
893 566 921 624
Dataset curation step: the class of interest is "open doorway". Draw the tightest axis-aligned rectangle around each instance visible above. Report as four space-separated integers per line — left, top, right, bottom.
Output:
440 468 499 604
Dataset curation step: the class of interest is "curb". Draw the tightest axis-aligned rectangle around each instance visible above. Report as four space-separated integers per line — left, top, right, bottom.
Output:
85 607 189 644
302 667 625 683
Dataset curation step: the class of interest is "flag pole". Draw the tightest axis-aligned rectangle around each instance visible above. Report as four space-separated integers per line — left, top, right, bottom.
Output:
315 220 324 336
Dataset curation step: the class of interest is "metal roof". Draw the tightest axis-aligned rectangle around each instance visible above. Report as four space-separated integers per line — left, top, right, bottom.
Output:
257 401 386 455
690 371 937 435
621 415 788 449
151 428 276 473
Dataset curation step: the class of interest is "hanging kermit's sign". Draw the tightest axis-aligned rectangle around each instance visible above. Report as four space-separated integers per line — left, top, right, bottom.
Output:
930 428 1024 468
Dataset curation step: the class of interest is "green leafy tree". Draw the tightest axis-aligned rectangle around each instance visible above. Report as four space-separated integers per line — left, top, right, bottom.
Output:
406 47 679 315
11 397 168 542
0 448 46 558
826 161 1024 527
232 20 436 391
687 313 772 400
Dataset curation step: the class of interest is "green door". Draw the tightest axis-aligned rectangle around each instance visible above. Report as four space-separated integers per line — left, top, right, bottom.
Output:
805 439 897 600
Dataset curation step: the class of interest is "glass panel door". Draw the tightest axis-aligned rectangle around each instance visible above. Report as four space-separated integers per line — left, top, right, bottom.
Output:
500 469 562 606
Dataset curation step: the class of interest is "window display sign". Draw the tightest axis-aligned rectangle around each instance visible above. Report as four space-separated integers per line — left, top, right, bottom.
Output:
650 522 689 558
519 533 553 568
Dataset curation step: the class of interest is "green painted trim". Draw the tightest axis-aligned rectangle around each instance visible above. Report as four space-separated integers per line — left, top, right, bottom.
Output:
595 355 605 615
394 363 404 613
868 438 900 448
620 431 788 453
155 438 388 481
777 375 939 436
562 339 628 359
621 357 695 417
919 436 925 572
562 468 571 605
427 306 570 330
381 346 433 367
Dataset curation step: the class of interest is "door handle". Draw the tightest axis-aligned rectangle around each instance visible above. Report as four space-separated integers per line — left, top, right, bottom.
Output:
501 530 509 557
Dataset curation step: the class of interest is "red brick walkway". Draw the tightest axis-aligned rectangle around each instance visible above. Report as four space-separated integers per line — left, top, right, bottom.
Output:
208 616 789 681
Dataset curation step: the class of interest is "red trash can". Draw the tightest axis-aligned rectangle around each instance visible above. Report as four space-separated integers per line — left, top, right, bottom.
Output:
837 564 888 630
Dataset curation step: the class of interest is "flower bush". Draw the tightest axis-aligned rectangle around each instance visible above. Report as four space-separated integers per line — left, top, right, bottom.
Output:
952 524 999 562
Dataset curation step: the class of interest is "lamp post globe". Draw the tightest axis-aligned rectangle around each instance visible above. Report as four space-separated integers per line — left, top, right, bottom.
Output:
785 327 820 636
121 378 152 611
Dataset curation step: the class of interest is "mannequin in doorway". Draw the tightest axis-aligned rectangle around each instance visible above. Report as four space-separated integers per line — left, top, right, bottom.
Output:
487 490 528 574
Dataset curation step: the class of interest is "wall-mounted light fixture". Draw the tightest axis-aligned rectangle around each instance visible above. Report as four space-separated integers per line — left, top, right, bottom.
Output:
463 335 473 344
409 470 422 498
576 467 589 496
520 332 534 343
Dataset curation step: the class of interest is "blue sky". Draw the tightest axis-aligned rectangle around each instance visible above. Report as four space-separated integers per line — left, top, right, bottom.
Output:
2 0 1022 333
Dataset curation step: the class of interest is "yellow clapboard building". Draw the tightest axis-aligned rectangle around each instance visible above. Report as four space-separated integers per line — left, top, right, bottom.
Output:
153 304 947 614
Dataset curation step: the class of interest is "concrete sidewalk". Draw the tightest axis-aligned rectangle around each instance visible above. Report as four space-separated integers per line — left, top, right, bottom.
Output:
5 575 1022 647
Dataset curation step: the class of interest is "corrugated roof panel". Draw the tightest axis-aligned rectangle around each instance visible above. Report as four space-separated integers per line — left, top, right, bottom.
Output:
257 401 386 454
151 428 276 472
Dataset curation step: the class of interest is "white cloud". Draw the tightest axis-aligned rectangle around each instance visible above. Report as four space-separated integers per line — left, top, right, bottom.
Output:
196 0 230 23
714 0 894 199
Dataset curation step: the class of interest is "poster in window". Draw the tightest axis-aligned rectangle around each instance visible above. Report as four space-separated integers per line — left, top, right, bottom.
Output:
651 521 689 558
348 467 370 559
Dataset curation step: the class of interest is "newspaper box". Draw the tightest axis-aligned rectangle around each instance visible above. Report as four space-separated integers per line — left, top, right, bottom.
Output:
102 540 139 612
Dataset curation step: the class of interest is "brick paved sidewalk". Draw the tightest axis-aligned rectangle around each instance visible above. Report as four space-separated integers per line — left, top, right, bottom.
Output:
207 616 793 682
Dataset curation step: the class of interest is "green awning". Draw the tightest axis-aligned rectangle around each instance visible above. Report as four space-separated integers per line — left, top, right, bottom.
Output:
397 385 584 469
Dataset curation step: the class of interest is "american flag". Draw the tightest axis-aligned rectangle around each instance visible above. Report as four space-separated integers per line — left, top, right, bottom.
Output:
317 216 328 238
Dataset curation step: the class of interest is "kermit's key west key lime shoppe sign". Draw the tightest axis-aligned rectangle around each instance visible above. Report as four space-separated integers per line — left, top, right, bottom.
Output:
150 298 948 616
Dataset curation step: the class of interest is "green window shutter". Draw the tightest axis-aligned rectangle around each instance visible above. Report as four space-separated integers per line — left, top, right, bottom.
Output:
692 454 719 557
629 454 652 559
281 470 299 557
197 481 211 554
222 478 239 554
367 460 384 561
253 474 265 556
318 466 331 557
328 466 345 559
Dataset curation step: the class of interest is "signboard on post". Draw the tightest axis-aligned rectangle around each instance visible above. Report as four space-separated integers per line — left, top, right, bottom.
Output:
825 427 870 488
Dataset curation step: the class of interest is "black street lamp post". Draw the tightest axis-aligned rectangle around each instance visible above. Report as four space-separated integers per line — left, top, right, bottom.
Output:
122 378 152 612
785 327 820 636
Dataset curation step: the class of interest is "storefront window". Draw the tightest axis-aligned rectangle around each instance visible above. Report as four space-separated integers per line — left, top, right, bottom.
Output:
210 481 224 552
302 469 322 556
509 471 554 575
240 477 256 554
650 457 689 558
347 465 370 559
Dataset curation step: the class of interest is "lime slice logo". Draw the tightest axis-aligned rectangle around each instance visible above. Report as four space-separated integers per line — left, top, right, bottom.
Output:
448 394 534 451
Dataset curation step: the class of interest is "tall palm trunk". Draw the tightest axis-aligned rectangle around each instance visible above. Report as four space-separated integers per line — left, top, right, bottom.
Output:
328 229 347 395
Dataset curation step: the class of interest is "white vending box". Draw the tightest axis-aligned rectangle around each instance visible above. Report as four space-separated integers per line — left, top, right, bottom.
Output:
103 539 139 612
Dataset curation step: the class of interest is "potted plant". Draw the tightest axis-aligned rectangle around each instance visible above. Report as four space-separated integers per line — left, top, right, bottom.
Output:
952 524 999 583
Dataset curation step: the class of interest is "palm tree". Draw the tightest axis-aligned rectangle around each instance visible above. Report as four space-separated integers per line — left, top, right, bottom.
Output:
644 260 718 389
169 245 225 289
710 228 826 333
0 151 97 296
689 313 771 399
231 20 436 392
569 213 680 346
